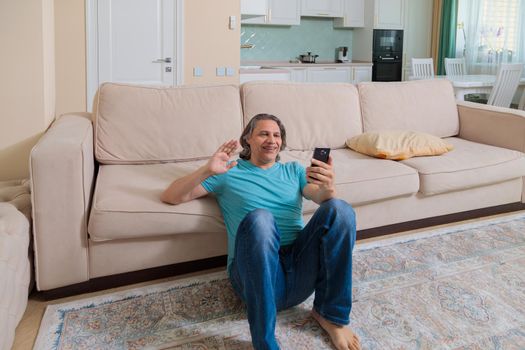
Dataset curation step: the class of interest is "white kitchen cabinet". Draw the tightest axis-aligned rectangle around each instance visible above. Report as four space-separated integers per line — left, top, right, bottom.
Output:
241 0 266 17
242 0 300 25
351 66 372 83
301 0 343 17
239 71 291 84
334 0 364 28
374 0 405 29
307 67 352 83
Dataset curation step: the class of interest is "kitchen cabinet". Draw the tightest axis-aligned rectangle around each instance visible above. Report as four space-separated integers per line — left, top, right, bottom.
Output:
307 67 352 82
242 0 300 25
374 0 405 29
301 0 343 18
239 71 291 84
351 66 372 83
333 0 364 28
241 0 266 17
272 65 371 83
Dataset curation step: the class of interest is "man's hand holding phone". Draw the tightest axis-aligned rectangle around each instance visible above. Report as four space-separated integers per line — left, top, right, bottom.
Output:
307 148 334 191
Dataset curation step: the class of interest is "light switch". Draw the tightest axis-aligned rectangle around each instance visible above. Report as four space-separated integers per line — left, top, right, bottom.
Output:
193 67 202 77
226 67 235 76
216 67 226 76
229 16 236 30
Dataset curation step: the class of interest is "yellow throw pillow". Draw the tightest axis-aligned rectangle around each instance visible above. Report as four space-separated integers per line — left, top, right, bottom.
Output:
346 130 454 160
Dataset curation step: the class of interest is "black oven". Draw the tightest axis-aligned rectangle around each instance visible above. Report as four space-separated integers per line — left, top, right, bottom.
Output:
372 29 403 82
373 53 403 81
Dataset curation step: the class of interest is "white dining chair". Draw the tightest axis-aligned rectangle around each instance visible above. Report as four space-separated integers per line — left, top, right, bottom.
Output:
411 58 434 78
444 58 466 76
487 63 524 108
518 89 525 110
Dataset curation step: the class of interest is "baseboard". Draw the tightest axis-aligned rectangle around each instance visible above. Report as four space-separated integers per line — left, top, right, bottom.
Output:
35 201 525 300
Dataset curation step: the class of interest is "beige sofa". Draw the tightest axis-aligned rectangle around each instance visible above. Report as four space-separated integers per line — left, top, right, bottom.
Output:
30 80 525 291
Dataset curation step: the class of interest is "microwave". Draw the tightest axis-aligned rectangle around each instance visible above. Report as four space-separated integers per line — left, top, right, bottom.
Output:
373 29 403 53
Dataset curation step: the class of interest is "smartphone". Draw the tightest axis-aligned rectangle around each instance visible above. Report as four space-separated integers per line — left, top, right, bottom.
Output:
312 147 330 165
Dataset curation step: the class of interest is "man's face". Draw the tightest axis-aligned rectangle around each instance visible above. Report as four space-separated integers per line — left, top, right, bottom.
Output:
246 119 282 166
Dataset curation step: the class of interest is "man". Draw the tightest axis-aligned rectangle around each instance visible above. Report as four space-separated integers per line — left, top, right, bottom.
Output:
161 114 360 350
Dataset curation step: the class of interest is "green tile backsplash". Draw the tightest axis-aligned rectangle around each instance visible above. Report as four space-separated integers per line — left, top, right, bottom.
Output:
241 17 353 62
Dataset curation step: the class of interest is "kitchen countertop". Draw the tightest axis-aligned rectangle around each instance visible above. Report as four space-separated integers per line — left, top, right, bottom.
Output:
241 60 373 69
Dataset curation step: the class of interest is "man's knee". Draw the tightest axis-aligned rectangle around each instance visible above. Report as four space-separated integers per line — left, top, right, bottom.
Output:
320 198 355 222
239 209 279 246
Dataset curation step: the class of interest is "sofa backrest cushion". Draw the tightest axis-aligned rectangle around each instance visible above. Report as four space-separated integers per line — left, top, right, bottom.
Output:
93 83 243 164
357 79 459 137
241 82 362 150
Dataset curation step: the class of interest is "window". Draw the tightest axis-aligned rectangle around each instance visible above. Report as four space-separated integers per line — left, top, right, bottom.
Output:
456 0 525 72
479 0 520 52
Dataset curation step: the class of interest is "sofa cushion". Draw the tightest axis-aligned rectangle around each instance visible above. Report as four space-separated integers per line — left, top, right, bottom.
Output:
347 130 454 160
93 83 243 164
358 79 459 137
280 149 420 213
241 82 362 151
401 137 525 195
88 163 225 241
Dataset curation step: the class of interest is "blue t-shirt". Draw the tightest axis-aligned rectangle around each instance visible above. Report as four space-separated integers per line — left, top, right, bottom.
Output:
201 159 307 271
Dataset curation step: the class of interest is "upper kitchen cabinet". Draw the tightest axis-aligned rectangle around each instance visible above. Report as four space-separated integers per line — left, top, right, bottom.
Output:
241 0 266 18
334 0 364 28
242 0 300 25
301 0 343 18
374 0 405 29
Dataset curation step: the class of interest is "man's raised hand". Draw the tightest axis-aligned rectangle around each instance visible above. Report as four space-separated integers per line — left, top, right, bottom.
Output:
207 140 239 175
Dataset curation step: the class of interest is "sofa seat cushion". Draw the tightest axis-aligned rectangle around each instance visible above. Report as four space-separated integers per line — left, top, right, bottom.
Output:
280 149 420 213
401 137 525 195
88 163 225 241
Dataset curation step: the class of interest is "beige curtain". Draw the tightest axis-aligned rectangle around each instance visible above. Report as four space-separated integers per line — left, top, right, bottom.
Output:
431 0 443 75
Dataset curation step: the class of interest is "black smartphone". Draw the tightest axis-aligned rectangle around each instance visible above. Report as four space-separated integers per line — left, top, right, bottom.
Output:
312 147 330 165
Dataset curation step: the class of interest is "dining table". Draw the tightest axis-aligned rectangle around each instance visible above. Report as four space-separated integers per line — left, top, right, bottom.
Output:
409 74 525 101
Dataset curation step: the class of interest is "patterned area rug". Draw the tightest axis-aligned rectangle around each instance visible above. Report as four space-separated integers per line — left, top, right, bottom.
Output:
34 213 525 349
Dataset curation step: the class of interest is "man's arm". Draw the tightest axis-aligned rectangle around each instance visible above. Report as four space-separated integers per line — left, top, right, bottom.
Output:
302 156 336 204
161 140 239 205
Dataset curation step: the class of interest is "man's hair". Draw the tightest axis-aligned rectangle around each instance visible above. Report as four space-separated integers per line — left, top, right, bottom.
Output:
239 113 287 161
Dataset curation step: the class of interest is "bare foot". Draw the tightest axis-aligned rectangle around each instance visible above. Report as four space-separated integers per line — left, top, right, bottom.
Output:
311 309 361 350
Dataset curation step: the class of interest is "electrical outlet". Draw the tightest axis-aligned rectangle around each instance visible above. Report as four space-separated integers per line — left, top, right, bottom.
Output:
216 67 226 76
226 67 235 76
193 67 202 77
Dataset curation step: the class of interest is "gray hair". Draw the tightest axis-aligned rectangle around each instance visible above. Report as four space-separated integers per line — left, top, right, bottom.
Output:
239 114 287 161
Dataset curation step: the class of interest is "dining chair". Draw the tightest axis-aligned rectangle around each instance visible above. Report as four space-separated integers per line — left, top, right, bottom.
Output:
411 58 434 78
444 58 466 76
519 89 525 110
487 63 524 108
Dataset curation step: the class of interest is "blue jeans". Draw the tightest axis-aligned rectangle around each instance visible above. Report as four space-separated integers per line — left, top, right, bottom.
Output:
229 198 356 350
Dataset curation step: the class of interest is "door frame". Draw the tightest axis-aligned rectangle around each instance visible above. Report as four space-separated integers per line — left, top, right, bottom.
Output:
86 0 184 111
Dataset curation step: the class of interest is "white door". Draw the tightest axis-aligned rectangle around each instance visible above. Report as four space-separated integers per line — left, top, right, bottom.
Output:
87 0 183 111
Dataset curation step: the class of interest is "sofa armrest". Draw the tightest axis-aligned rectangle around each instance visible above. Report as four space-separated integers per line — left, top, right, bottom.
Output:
457 101 525 204
30 113 95 290
457 101 525 152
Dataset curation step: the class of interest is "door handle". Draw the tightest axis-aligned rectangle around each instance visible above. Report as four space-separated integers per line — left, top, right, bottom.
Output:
379 57 394 60
152 57 172 63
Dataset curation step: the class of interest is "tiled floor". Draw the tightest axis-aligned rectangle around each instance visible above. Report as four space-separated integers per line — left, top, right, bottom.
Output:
12 209 525 350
